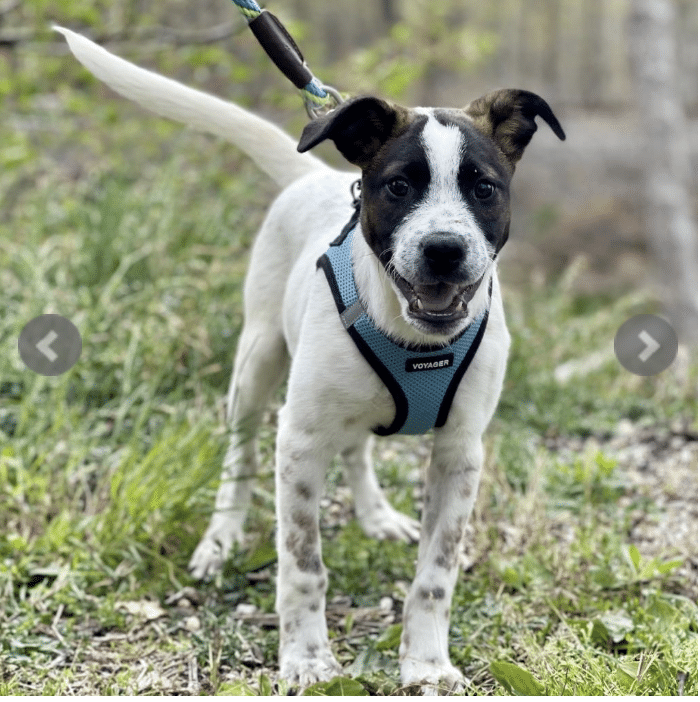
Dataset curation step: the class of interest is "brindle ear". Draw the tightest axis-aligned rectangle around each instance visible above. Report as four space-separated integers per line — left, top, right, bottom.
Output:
465 89 565 169
297 95 409 169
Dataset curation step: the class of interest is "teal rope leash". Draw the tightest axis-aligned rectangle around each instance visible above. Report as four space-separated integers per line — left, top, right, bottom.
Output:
232 0 262 21
229 0 343 118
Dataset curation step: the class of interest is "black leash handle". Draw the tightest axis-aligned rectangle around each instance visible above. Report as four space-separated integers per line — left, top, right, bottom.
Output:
249 10 313 90
230 1 343 118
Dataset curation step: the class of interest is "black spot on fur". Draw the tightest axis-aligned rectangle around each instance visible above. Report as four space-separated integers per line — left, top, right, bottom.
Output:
295 481 312 500
286 510 322 573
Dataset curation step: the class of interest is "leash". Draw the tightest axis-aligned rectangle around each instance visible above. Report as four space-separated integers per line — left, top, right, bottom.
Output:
229 0 344 119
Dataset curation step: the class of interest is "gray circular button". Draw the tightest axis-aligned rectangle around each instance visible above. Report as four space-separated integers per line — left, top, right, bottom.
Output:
614 314 677 376
18 314 82 376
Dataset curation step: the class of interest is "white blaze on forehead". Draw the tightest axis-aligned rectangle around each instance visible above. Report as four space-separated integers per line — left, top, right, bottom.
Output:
418 111 467 200
410 110 482 242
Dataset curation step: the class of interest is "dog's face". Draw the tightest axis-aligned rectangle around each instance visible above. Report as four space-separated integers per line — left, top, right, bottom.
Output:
298 90 565 336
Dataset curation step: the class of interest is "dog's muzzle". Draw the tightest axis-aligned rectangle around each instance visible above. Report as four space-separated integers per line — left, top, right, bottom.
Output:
393 273 483 324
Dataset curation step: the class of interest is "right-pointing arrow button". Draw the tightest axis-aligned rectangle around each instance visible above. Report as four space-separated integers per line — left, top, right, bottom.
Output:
637 330 660 363
614 314 678 376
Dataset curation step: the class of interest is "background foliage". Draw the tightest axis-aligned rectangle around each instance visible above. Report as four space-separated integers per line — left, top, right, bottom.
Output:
0 0 696 695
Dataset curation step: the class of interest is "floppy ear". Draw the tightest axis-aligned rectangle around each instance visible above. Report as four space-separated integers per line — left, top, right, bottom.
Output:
465 89 565 169
297 95 410 169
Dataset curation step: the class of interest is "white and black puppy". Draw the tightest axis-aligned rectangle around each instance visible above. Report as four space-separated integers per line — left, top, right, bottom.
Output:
57 28 565 693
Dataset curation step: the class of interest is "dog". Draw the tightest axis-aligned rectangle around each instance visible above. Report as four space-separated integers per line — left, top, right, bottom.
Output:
57 27 565 692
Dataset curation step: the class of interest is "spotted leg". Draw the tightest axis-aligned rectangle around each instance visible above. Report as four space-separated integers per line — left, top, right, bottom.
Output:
399 432 484 693
275 406 342 688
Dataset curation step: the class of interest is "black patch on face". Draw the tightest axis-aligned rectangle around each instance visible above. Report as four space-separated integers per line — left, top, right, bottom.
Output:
360 114 430 266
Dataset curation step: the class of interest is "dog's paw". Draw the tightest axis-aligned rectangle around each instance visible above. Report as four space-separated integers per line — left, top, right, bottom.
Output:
188 522 242 580
189 538 227 580
401 659 467 695
280 648 342 690
357 499 420 543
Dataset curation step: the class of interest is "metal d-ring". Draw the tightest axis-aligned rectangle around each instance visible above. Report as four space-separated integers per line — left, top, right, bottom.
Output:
305 83 344 120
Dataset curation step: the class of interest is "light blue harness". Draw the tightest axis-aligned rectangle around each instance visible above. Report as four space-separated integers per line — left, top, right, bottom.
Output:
317 219 490 436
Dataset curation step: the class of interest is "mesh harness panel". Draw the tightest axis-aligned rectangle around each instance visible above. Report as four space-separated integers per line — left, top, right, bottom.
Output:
317 217 490 436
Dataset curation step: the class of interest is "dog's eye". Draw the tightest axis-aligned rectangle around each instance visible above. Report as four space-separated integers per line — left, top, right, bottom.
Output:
387 178 410 197
474 180 495 200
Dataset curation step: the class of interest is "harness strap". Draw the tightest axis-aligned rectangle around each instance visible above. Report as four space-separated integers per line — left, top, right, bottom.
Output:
317 225 491 436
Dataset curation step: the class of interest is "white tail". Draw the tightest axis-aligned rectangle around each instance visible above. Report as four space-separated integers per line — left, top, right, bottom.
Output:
54 26 325 189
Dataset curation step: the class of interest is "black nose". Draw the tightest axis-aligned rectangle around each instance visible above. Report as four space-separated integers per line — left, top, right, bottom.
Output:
423 239 466 277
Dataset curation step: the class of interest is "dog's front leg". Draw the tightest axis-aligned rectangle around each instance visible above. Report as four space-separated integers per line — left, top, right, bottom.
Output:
399 431 484 693
275 408 342 688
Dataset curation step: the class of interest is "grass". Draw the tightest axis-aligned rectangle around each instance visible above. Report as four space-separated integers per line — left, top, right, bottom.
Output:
1 22 697 696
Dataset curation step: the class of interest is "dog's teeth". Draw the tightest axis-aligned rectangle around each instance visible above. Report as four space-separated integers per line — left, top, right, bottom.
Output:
414 298 423 311
456 300 465 312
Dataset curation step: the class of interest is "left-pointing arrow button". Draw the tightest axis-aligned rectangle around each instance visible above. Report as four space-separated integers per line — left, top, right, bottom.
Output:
18 315 82 376
36 330 59 362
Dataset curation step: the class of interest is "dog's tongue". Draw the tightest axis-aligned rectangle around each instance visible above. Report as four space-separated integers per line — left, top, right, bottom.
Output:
413 283 458 311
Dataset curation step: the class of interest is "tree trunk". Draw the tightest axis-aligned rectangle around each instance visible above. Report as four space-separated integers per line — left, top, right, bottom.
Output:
628 0 697 345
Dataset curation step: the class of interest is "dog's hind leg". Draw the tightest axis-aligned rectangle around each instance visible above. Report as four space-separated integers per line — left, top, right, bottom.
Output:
189 326 288 579
342 437 420 543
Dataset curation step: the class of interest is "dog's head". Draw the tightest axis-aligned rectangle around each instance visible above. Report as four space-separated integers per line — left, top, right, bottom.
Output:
298 90 565 336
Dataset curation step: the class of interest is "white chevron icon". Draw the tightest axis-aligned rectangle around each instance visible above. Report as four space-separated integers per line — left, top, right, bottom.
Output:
36 330 59 362
637 330 660 363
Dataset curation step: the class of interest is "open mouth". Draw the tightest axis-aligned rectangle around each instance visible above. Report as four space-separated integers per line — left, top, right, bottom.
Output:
392 272 483 324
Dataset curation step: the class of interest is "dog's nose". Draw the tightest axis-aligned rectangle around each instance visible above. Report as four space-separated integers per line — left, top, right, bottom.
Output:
423 239 466 277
